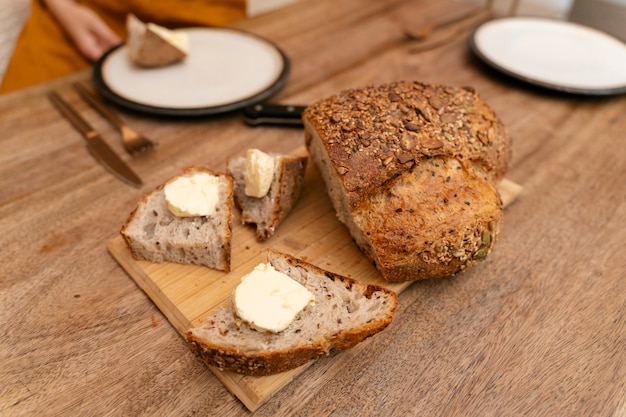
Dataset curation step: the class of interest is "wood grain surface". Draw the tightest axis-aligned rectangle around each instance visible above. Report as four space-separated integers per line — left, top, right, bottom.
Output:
1 0 625 415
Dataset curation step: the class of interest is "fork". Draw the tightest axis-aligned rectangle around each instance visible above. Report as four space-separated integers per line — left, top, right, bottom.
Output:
72 82 156 154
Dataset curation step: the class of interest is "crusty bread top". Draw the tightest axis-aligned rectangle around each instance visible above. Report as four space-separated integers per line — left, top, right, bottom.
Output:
303 81 512 209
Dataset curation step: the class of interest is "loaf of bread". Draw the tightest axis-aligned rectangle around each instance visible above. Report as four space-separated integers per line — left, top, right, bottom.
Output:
303 81 512 282
120 166 233 272
228 152 307 240
126 14 189 67
186 249 398 376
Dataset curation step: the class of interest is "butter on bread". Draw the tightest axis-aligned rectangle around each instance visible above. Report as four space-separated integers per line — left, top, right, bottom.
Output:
126 14 189 68
186 249 398 376
120 166 233 272
303 81 512 282
228 150 307 241
232 262 315 333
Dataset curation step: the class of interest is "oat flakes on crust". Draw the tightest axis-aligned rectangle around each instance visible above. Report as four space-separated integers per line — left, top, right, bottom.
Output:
303 81 511 209
303 81 512 282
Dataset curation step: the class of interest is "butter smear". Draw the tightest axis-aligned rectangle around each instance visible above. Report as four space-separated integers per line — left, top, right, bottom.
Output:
164 172 220 217
232 263 315 333
148 23 189 53
244 148 276 198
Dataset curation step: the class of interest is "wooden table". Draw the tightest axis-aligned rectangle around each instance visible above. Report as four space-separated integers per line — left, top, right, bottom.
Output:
1 0 624 415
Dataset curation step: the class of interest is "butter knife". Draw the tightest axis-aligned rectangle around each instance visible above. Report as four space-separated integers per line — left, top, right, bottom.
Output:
49 92 143 186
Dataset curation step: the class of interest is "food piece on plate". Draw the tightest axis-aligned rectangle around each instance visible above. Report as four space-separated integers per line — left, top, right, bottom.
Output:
126 14 189 67
303 81 512 282
186 249 398 376
120 166 233 272
228 149 307 241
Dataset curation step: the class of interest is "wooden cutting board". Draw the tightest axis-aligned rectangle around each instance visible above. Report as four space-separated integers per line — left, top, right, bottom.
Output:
107 150 522 411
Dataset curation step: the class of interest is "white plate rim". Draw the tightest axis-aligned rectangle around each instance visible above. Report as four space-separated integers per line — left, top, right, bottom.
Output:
469 17 626 95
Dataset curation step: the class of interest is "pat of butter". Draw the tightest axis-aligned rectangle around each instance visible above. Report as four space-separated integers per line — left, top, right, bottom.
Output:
148 23 189 53
164 172 220 217
233 263 315 333
244 149 276 198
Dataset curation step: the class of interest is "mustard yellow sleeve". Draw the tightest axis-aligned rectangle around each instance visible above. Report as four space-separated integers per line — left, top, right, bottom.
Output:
0 0 91 93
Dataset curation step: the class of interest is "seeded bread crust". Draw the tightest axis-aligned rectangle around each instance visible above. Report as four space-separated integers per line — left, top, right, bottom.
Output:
228 154 307 241
186 250 398 376
120 166 233 272
303 81 512 282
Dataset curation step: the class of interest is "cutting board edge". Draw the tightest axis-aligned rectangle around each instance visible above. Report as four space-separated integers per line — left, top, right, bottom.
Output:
107 237 192 334
107 236 317 412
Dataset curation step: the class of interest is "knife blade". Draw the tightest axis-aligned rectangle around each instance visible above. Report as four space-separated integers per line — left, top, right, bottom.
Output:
48 91 143 187
242 103 306 127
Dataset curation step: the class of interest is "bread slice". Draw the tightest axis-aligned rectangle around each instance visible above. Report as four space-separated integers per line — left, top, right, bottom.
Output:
126 14 189 67
303 81 512 282
186 249 398 376
120 166 233 272
228 153 307 241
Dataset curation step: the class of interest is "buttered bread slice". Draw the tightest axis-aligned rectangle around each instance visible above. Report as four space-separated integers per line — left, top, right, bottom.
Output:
228 149 307 241
120 166 233 272
186 249 398 376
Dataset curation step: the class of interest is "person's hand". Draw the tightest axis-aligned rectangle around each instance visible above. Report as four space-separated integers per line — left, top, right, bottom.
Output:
45 0 121 61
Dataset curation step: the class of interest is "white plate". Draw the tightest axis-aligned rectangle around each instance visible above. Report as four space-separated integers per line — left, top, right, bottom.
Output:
469 17 626 95
93 27 290 116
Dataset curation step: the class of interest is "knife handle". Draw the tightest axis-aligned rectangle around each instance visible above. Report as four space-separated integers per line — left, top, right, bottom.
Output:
48 91 96 140
243 103 306 127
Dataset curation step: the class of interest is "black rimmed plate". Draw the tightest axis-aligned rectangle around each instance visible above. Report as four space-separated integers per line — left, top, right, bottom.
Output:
469 17 626 95
93 27 290 116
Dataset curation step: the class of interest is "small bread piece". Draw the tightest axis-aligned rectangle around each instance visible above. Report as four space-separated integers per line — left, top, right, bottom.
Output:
126 14 188 68
186 249 398 376
120 166 233 272
228 154 307 240
303 81 512 282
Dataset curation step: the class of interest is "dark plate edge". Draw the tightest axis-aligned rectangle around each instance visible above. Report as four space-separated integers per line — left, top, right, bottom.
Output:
92 27 292 117
467 17 626 96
